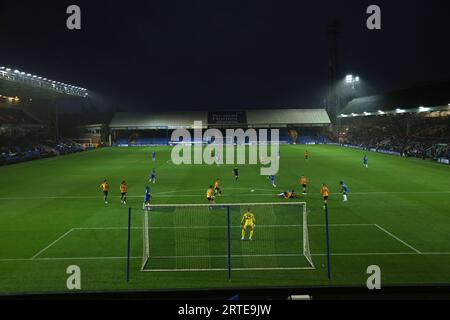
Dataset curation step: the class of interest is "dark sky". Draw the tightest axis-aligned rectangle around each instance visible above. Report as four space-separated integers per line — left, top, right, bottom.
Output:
1 0 449 111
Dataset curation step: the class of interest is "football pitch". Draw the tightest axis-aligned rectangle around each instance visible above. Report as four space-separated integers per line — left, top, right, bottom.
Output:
1 144 450 294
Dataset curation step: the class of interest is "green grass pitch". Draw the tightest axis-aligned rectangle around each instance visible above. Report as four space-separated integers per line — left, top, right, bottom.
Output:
1 144 450 294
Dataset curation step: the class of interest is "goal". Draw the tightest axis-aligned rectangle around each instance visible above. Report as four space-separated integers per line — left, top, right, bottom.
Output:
141 202 314 274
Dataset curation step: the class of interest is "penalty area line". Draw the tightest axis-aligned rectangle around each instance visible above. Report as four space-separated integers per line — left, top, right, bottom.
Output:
4 251 450 263
70 223 375 230
374 224 422 254
31 228 75 259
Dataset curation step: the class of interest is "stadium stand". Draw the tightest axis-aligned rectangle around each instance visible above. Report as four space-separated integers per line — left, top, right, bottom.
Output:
109 109 331 146
337 82 450 162
0 106 88 166
0 107 43 127
339 114 450 160
0 135 85 166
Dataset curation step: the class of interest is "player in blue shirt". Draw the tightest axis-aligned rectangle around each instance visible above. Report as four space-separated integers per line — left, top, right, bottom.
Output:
143 186 152 209
152 151 156 161
363 155 368 168
149 169 156 184
268 175 276 188
340 181 349 202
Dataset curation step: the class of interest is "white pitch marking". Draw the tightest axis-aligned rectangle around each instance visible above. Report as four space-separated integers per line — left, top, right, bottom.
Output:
31 228 75 259
374 224 422 254
4 251 450 263
71 223 374 230
141 267 316 272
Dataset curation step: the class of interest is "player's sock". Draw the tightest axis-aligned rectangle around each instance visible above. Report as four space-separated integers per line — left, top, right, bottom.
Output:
343 194 348 202
249 230 254 240
241 229 245 240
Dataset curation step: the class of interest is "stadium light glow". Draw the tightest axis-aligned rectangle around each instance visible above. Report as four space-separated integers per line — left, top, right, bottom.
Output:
0 65 89 98
345 74 360 89
419 106 430 112
396 108 406 113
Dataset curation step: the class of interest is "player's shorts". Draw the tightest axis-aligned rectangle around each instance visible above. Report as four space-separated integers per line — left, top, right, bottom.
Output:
302 184 307 188
207 197 214 202
243 222 254 230
323 196 329 200
103 191 108 196
121 192 127 196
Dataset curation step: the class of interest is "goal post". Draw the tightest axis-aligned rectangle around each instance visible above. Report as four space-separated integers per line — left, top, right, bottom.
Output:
141 202 314 274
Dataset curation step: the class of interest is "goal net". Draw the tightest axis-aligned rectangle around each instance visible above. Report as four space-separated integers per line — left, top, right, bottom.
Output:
141 202 314 273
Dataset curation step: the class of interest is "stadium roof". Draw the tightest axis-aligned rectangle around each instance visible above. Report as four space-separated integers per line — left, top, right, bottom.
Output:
110 109 330 129
0 66 88 98
340 81 450 117
110 112 209 129
246 109 330 126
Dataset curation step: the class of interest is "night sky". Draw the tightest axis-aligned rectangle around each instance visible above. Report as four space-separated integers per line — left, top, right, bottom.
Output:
1 0 449 111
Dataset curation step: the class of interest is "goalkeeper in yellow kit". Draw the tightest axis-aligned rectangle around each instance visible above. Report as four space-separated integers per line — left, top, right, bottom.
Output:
241 208 256 241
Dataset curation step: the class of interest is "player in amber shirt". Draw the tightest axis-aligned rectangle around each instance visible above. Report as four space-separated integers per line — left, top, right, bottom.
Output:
320 183 329 209
304 150 309 160
100 179 110 204
120 181 127 204
300 176 309 195
206 185 215 204
214 178 222 196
